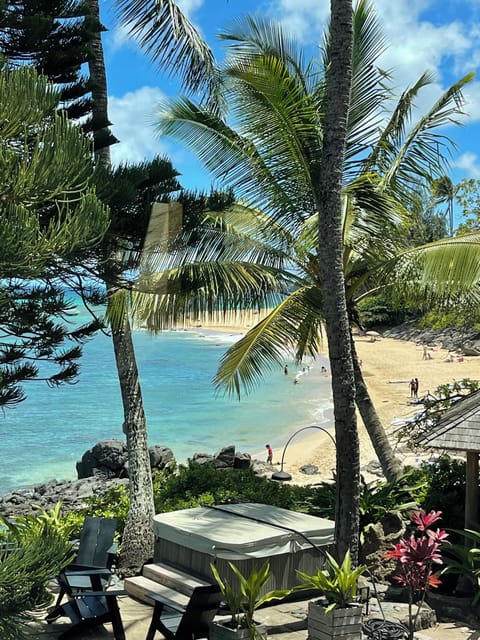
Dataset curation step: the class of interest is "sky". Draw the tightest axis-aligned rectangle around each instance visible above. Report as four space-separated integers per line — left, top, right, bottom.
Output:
99 0 480 207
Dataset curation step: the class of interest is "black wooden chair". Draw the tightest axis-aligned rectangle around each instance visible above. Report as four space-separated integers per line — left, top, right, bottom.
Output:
46 515 118 622
146 584 221 640
56 568 126 640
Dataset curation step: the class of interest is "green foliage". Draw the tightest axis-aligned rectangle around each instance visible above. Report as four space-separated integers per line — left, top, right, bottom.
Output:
0 503 77 541
211 560 288 638
0 520 74 639
358 293 414 328
441 529 480 603
298 470 424 533
406 457 466 535
296 550 367 612
416 309 480 330
151 462 312 515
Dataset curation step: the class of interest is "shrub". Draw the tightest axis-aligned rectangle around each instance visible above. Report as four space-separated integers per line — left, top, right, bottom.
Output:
0 520 74 639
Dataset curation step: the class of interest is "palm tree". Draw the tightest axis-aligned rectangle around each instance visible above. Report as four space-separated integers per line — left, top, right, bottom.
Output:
430 175 459 237
146 0 471 489
314 0 359 559
83 0 219 573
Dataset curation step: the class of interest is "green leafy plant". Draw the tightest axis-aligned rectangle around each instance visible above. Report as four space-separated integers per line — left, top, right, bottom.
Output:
0 520 74 639
210 560 289 639
295 550 367 612
441 528 480 603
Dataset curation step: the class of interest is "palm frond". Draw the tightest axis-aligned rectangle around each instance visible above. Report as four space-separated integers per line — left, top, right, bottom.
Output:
214 286 323 398
114 0 221 110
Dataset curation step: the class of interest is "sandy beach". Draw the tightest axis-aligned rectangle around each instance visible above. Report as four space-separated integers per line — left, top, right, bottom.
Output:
189 319 479 483
280 334 479 484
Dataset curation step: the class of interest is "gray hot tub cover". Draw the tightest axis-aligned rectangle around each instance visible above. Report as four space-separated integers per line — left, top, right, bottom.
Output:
153 502 335 560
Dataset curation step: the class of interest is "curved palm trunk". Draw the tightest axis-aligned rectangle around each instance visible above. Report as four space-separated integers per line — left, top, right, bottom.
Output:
317 0 360 563
111 312 155 574
350 336 403 482
87 0 155 573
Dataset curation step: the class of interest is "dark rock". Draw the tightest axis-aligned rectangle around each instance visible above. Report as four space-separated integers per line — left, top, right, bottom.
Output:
191 453 215 465
299 464 319 475
76 439 128 479
426 592 480 625
149 445 175 471
234 452 252 469
214 445 236 469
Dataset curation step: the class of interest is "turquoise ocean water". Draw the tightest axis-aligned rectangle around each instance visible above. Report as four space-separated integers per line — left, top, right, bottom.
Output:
0 304 333 496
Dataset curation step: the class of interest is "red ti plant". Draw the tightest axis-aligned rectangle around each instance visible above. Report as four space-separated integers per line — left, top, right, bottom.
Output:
385 509 448 640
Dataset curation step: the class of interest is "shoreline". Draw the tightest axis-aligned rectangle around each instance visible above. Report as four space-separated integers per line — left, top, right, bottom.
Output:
277 334 480 484
4 324 479 499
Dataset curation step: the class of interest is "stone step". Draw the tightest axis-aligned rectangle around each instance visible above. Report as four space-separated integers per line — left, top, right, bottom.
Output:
142 562 212 596
124 575 191 607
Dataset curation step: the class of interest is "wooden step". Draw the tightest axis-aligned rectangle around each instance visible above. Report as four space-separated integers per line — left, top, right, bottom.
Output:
124 575 191 607
142 562 212 596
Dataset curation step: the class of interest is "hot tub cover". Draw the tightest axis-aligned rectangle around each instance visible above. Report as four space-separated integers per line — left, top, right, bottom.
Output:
153 502 334 560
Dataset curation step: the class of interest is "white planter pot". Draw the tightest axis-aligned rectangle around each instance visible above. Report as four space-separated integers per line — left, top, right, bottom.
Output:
210 621 268 640
308 600 363 640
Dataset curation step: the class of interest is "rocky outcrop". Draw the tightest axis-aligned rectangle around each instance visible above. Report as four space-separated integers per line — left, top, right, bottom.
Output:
0 442 260 518
360 510 406 582
0 476 129 518
76 439 175 479
381 323 480 353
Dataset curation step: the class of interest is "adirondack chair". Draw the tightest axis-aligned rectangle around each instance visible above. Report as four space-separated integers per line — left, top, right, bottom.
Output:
146 584 221 640
46 515 117 622
56 567 126 640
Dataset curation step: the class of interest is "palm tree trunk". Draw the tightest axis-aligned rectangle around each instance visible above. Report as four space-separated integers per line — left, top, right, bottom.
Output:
111 311 155 574
317 0 360 563
350 336 403 482
87 0 114 167
86 0 155 573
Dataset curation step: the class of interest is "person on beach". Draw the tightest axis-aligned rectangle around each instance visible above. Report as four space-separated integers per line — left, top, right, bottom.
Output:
266 444 273 464
414 377 419 398
409 378 416 398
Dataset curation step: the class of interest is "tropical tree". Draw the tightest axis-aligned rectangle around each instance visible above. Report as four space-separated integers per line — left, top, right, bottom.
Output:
137 0 472 489
0 0 117 152
314 0 359 559
77 0 220 574
0 63 109 406
430 176 458 237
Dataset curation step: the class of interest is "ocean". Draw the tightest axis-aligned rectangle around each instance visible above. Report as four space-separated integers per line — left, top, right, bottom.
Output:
0 306 333 495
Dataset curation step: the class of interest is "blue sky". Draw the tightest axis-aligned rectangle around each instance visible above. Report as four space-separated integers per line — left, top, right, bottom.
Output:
99 0 480 204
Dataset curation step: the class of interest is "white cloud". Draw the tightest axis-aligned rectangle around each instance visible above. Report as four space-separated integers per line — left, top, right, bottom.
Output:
109 86 170 166
455 152 480 178
177 0 204 16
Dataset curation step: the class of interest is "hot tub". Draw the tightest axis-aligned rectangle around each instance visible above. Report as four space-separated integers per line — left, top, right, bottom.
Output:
153 502 335 594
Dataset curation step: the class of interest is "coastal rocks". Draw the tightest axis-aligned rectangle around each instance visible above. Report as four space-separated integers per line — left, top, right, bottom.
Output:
360 510 406 582
0 477 128 518
0 442 261 519
382 323 480 353
77 439 128 479
191 446 252 470
76 439 175 479
149 445 176 471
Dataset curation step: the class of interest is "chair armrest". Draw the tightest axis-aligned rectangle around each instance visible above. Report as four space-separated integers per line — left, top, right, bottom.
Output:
147 592 186 614
64 568 113 577
70 589 127 598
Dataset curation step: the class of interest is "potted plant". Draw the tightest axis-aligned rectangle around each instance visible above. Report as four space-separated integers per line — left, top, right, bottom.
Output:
295 550 367 640
210 560 289 640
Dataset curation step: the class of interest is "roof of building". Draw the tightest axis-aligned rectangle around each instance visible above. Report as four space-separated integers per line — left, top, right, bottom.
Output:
419 389 480 452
